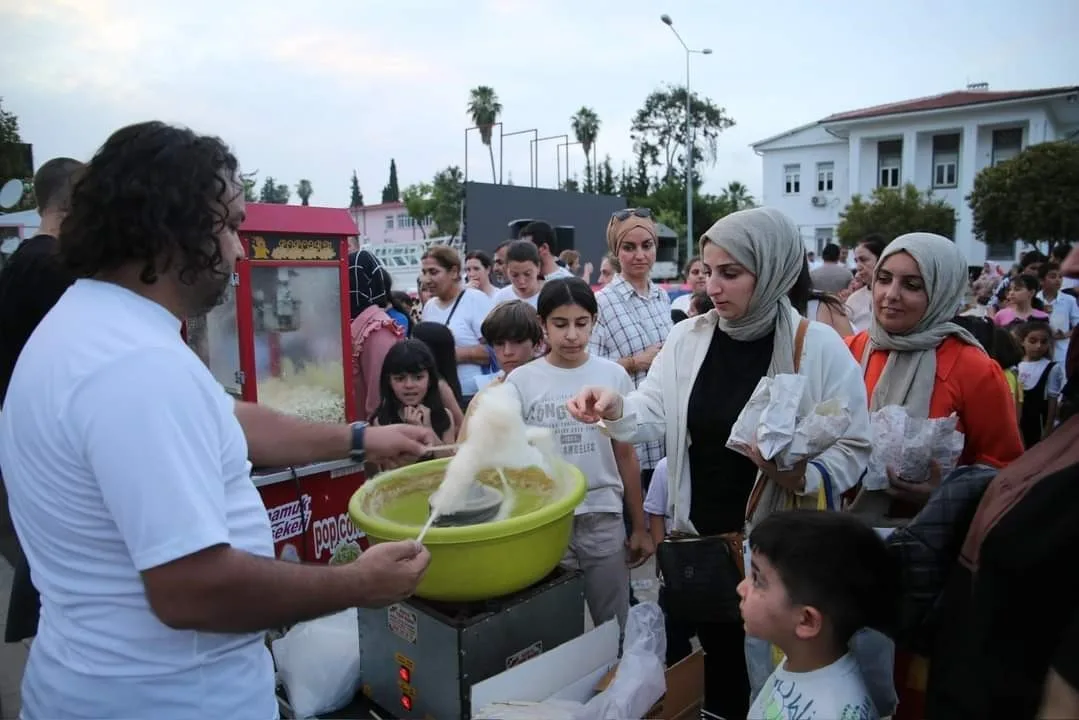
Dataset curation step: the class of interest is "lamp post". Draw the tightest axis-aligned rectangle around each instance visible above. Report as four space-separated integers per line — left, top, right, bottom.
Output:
464 123 503 184
531 134 570 188
661 14 712 251
501 128 540 186
558 141 583 189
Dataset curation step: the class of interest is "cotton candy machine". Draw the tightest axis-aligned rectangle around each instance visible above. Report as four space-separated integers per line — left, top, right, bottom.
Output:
348 457 586 603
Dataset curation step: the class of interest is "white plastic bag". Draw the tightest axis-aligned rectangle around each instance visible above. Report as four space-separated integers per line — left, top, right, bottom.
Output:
756 374 806 463
727 377 772 457
272 610 362 718
575 603 667 720
866 406 965 489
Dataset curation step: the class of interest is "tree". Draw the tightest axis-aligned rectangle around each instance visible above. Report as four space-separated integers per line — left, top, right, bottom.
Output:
430 165 464 237
467 86 502 183
401 182 434 239
597 155 616 196
561 175 580 193
259 176 290 204
630 84 735 184
837 184 956 246
720 181 755 211
381 159 400 203
241 171 258 202
571 107 600 193
349 170 364 208
0 98 19 144
0 97 34 211
968 140 1079 255
295 179 313 206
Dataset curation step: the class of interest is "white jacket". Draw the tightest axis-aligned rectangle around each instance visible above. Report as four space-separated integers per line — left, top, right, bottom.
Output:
605 306 871 534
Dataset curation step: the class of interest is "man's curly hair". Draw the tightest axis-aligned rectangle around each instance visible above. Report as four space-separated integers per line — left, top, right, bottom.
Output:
59 121 240 286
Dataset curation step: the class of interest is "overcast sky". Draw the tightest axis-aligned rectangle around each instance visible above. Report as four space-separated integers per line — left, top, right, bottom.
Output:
4 0 1076 208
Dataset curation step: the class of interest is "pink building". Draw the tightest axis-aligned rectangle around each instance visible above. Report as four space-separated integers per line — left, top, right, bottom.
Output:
350 201 434 245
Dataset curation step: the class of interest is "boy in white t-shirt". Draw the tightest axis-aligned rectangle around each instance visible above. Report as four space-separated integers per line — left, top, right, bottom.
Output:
740 511 899 720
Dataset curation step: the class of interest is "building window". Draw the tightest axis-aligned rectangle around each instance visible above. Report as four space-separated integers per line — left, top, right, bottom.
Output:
992 127 1023 166
932 133 960 188
395 214 409 229
816 162 834 193
814 227 834 254
877 139 902 189
784 164 801 194
384 215 394 230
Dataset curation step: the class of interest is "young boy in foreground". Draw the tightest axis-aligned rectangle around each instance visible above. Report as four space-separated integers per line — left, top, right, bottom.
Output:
740 510 899 720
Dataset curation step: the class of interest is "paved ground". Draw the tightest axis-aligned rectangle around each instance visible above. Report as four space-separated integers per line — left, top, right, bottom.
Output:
0 552 660 720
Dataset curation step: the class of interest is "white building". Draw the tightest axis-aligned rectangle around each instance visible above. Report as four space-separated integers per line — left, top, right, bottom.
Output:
752 84 1079 263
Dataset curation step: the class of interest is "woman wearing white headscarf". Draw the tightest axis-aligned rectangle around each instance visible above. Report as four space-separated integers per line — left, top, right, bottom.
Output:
847 232 1023 512
567 207 871 719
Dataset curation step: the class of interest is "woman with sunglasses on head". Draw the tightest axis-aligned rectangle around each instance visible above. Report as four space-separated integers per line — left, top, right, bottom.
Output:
568 207 872 720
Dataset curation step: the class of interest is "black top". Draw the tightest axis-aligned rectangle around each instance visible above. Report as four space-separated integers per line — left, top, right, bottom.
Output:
0 234 74 403
686 327 773 535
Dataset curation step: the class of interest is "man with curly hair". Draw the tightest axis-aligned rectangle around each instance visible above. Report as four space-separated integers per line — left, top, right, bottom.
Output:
0 122 436 719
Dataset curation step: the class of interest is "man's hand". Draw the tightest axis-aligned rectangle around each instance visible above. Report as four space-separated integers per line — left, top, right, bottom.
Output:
350 540 431 607
635 343 662 371
365 424 437 463
748 445 808 494
566 386 624 424
626 529 655 569
885 460 941 505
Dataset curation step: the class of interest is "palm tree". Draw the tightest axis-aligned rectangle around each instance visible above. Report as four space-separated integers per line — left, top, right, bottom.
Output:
570 107 600 193
467 86 502 183
721 181 755 210
296 179 313 206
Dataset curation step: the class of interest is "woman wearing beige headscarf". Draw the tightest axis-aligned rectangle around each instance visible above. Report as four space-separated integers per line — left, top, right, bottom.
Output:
568 207 871 719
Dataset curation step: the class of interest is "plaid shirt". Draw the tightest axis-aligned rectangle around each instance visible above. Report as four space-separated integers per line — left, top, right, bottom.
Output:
590 275 672 470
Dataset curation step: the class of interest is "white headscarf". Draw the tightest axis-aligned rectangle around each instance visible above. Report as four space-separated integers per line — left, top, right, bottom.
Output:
700 207 805 376
861 232 982 416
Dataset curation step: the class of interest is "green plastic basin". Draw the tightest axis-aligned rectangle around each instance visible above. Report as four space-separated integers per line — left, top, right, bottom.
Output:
348 458 586 602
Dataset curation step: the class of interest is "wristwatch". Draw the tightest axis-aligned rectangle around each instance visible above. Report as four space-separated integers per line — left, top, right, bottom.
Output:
349 422 367 464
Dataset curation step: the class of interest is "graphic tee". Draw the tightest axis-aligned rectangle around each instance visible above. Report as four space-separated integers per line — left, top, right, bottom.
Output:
748 653 877 720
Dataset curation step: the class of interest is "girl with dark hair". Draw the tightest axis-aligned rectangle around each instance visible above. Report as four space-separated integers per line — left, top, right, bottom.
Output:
789 256 854 337
371 341 456 460
996 274 1049 327
671 255 706 314
412 321 466 429
505 277 653 633
1016 320 1066 447
491 240 543 307
464 250 496 297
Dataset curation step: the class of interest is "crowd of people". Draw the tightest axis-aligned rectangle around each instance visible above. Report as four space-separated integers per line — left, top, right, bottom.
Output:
1 120 1079 720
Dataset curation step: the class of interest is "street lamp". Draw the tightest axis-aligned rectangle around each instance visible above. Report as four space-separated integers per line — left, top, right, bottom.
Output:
531 134 570 188
660 14 712 252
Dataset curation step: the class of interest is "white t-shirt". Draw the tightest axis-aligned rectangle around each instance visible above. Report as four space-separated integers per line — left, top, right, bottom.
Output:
422 287 494 395
643 457 671 534
1039 290 1079 362
749 653 876 720
544 264 574 280
491 283 540 308
0 279 277 720
670 293 692 314
506 355 634 514
1018 357 1066 397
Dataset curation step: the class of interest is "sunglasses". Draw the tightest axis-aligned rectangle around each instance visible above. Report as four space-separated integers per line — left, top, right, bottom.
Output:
612 208 652 221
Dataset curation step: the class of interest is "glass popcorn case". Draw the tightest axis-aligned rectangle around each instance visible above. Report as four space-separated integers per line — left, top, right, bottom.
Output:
185 233 357 424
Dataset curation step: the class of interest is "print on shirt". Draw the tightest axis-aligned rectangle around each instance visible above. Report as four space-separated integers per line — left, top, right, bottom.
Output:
524 392 598 458
758 676 873 720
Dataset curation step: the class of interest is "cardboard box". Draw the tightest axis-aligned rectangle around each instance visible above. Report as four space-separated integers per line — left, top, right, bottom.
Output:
595 649 705 720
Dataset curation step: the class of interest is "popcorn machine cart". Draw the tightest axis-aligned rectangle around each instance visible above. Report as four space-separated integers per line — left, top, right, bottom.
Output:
185 203 369 564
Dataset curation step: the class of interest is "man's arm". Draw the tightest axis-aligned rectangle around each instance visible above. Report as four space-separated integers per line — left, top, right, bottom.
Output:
234 400 351 467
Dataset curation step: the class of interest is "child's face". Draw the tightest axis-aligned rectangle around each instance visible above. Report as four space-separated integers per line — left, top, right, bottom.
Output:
492 339 536 375
389 370 429 407
1008 283 1033 306
507 260 541 297
1042 270 1062 295
1022 330 1051 360
543 303 593 363
737 552 806 645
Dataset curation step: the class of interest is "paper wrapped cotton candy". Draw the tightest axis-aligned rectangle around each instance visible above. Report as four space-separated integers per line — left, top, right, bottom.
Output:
727 377 773 458
780 398 852 470
865 405 965 490
756 374 807 463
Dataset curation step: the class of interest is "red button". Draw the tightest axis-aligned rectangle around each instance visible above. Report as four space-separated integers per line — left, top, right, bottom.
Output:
401 695 413 712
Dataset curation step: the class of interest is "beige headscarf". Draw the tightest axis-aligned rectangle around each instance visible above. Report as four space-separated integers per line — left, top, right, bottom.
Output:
606 211 658 256
861 232 982 417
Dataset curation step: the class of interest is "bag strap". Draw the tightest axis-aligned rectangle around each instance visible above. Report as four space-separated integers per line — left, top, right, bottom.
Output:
744 316 814 522
443 289 466 327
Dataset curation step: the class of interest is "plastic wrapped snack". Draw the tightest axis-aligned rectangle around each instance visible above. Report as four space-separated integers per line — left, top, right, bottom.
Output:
756 374 807 463
865 405 965 489
780 397 852 470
